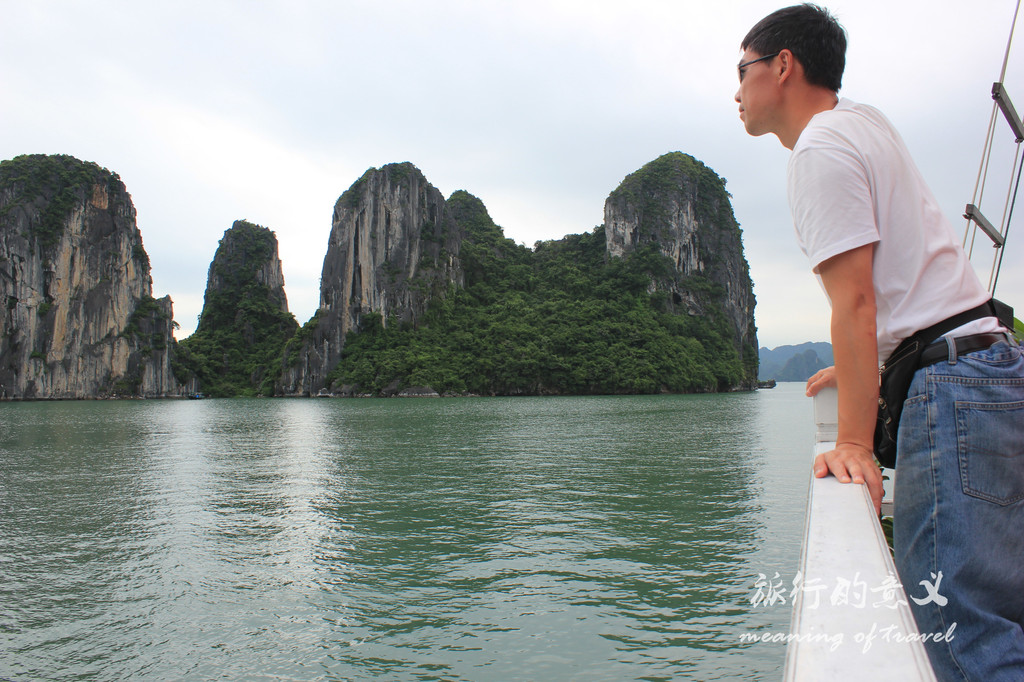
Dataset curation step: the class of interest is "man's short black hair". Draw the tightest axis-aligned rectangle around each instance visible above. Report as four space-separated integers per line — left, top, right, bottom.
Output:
741 4 847 92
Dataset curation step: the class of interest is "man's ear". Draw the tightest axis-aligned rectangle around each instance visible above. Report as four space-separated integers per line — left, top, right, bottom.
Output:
777 48 797 84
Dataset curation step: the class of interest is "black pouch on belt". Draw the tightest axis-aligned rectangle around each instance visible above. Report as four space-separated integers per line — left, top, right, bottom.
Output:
873 298 1013 469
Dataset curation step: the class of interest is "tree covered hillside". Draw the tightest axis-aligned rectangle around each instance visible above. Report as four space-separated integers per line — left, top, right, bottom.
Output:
326 191 751 396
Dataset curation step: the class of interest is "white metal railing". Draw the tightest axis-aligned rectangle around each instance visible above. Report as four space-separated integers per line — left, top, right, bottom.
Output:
783 387 936 681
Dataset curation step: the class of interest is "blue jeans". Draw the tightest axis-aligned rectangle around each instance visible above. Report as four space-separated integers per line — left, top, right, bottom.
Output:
894 339 1024 681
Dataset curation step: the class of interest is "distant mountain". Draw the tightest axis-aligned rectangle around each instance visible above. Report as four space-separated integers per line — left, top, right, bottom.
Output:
758 342 833 382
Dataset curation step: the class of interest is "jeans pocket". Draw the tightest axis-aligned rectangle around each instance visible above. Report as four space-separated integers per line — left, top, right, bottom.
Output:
956 400 1024 505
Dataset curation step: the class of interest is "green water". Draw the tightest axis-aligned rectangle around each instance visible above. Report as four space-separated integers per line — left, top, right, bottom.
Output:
0 386 813 681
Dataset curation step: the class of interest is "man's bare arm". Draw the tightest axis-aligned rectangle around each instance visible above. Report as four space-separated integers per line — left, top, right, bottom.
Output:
814 243 884 513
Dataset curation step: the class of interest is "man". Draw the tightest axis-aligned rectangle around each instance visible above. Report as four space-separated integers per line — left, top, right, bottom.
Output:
735 5 1024 680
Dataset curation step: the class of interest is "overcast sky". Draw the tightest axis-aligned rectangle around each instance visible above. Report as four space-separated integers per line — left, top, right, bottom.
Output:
2 0 1020 349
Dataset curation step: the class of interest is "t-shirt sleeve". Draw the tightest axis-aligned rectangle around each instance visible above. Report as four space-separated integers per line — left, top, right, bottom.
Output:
787 139 880 273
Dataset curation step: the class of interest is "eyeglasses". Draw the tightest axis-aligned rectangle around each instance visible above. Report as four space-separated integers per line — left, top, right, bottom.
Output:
737 51 781 80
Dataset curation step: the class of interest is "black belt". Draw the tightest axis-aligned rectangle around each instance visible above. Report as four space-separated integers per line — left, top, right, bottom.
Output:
918 333 1007 368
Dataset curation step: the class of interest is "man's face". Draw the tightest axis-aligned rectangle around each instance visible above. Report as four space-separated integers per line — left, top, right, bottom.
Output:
734 49 779 137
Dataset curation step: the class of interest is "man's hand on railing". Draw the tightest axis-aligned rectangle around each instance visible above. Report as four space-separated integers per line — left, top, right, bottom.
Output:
813 443 884 514
805 365 836 396
805 365 884 515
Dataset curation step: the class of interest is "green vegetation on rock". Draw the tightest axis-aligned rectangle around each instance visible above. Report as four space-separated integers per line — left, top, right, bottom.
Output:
177 221 298 396
120 295 173 360
0 154 121 252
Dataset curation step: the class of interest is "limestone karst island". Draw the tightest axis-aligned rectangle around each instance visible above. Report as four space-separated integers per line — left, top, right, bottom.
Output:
0 153 758 399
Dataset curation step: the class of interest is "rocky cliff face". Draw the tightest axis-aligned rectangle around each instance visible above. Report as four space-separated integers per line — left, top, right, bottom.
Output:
604 152 758 382
0 154 179 399
278 163 463 395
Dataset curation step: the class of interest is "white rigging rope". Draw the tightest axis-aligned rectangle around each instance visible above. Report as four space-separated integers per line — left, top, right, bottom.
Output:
999 0 1022 82
994 153 1024 292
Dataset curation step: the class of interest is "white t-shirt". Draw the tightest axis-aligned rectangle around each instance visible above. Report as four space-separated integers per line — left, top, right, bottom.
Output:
787 98 998 361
